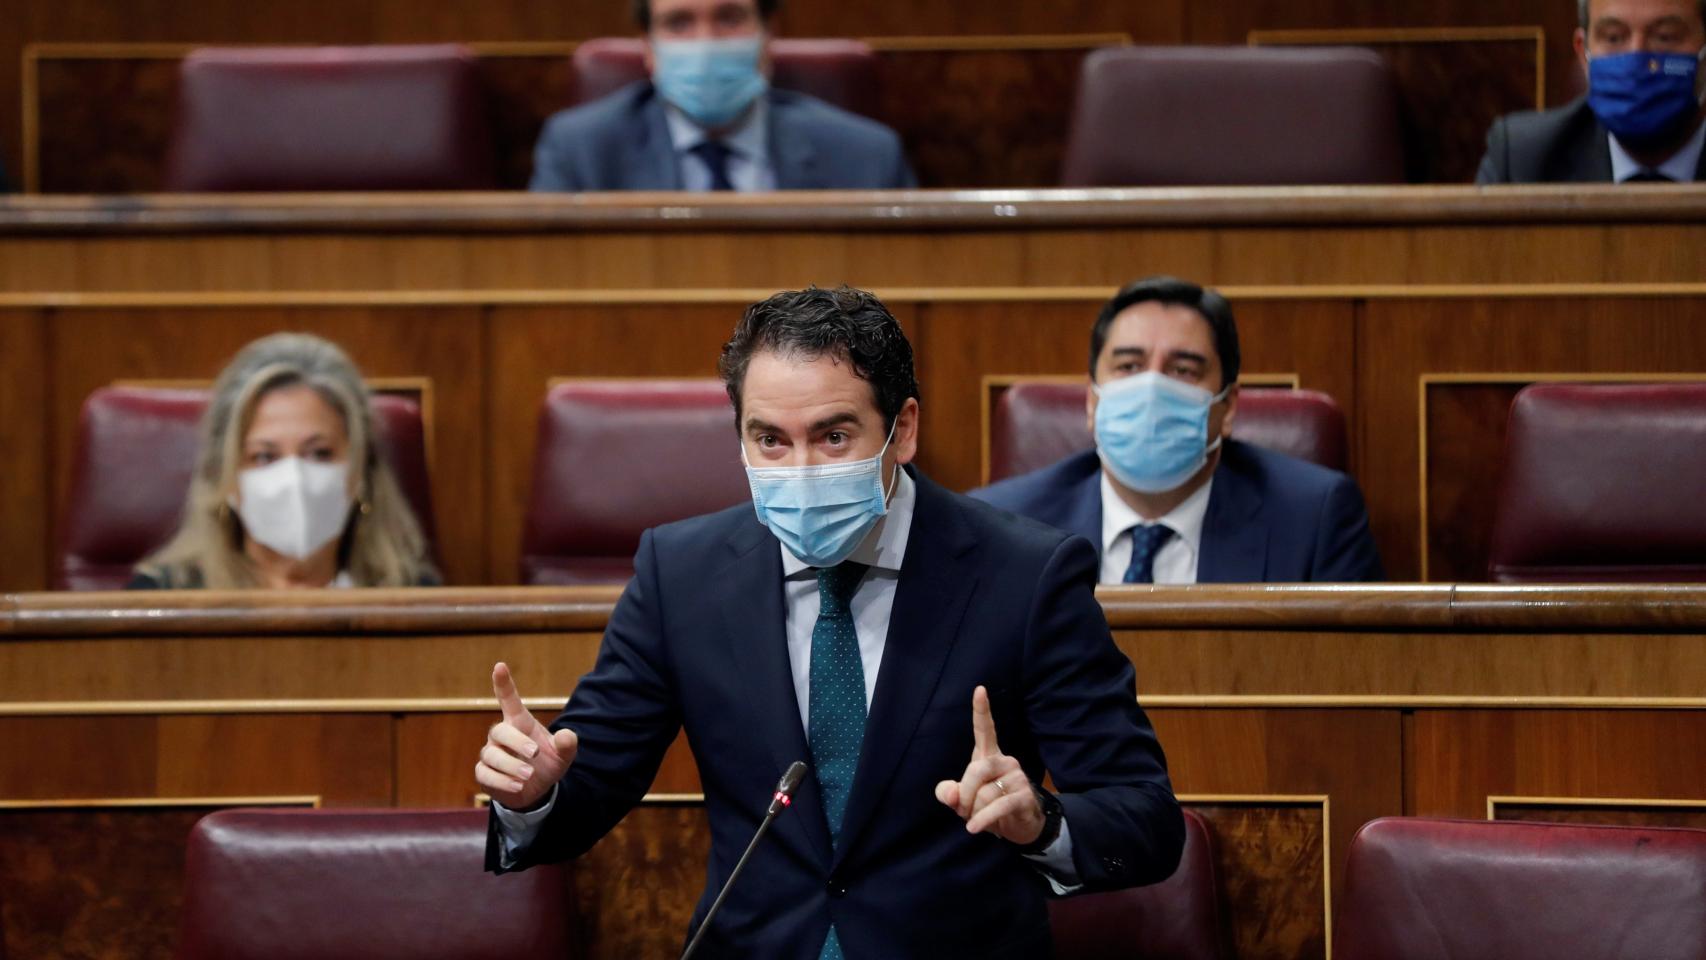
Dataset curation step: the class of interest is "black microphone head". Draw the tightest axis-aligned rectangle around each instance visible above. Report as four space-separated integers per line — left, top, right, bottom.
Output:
777 761 807 797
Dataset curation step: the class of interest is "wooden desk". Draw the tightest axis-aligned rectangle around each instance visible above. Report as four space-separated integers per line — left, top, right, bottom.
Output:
5 585 1706 959
3 187 1705 591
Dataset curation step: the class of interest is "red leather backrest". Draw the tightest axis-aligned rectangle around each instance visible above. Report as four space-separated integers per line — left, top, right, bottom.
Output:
56 386 437 590
569 37 882 119
1336 817 1706 960
1488 382 1706 582
1061 46 1404 187
176 808 571 960
522 380 749 585
1049 808 1228 960
166 45 497 191
988 382 1348 484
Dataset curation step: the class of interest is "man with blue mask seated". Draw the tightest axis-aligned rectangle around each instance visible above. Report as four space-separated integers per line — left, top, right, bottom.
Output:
1478 0 1706 182
475 286 1182 959
973 276 1385 585
530 0 916 191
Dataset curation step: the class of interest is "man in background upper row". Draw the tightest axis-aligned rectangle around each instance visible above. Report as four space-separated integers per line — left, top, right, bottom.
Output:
973 277 1385 585
530 0 916 191
1478 0 1706 182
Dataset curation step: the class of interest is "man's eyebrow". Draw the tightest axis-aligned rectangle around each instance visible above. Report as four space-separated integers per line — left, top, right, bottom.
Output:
1164 349 1210 367
743 416 784 435
807 412 861 433
1107 346 1147 358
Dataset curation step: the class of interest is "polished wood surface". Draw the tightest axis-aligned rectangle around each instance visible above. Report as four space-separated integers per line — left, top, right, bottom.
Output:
3 188 1705 589
5 585 1706 959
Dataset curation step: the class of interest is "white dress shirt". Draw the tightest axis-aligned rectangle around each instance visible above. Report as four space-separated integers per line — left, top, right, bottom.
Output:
1609 116 1706 182
1099 469 1214 585
495 467 1078 888
663 98 778 192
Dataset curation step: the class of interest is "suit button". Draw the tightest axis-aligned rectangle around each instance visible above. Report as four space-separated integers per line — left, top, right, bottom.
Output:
827 879 847 898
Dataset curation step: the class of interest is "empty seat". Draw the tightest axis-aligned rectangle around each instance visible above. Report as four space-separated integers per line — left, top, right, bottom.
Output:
522 379 749 585
176 808 570 960
1049 808 1228 960
1061 46 1404 187
166 45 497 191
1488 382 1706 582
1336 817 1706 960
987 382 1347 484
569 38 882 119
56 385 437 590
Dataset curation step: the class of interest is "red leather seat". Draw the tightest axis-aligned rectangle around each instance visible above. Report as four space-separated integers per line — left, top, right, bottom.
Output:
56 385 437 590
1049 808 1228 960
1336 817 1706 960
165 45 497 191
1489 382 1706 582
1061 46 1404 187
522 380 749 585
176 808 570 960
569 38 882 119
987 382 1348 484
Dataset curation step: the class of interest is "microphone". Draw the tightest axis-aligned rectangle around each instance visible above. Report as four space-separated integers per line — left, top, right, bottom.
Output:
680 761 808 960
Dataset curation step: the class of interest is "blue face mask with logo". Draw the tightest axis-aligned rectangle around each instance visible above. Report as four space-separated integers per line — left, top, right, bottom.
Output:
652 36 769 128
1093 371 1232 494
1587 49 1706 149
743 423 896 568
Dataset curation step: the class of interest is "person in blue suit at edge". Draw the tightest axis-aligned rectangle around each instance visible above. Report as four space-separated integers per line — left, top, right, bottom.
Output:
475 286 1183 959
974 276 1386 585
529 0 917 192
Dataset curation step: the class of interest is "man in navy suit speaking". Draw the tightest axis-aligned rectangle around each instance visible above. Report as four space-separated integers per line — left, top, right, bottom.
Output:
475 286 1182 958
974 276 1384 585
529 0 916 192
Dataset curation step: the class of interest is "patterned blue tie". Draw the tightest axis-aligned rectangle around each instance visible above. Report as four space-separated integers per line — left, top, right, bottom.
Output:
808 562 867 960
1122 524 1176 584
689 140 736 191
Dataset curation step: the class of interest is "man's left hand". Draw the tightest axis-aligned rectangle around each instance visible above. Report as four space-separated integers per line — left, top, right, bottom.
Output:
933 685 1045 846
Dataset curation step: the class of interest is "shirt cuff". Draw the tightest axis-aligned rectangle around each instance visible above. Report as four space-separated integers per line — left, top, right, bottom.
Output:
491 783 558 868
1022 816 1083 895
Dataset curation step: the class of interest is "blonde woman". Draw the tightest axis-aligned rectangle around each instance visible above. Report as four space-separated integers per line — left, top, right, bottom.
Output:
129 333 438 589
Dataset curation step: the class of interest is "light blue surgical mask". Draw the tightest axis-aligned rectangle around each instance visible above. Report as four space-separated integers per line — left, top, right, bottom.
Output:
1587 49 1706 149
743 424 896 568
652 36 768 129
1093 371 1231 494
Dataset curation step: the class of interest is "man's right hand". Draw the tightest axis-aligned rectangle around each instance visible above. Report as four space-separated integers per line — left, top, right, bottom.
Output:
476 662 578 811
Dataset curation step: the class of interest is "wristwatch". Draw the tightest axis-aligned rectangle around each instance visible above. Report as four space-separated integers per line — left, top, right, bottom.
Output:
1015 785 1064 854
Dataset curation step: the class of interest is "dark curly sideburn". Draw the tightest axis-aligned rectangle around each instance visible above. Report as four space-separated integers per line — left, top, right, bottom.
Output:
719 285 921 433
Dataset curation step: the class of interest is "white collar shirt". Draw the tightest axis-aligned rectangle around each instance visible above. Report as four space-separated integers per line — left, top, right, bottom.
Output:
662 97 778 192
1098 469 1214 585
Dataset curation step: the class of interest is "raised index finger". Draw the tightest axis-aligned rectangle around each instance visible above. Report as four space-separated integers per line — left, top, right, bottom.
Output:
492 662 535 733
971 685 999 758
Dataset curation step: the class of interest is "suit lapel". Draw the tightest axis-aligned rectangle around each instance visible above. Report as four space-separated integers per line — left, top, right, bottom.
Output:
630 92 684 190
1063 464 1103 555
716 514 834 864
768 96 820 189
832 473 977 867
1197 453 1268 583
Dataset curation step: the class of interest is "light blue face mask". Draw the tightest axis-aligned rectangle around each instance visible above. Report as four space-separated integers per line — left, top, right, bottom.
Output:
651 35 769 128
1093 371 1231 494
743 424 896 568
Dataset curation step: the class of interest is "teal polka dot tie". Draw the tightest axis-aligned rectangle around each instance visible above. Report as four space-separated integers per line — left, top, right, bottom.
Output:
809 562 867 960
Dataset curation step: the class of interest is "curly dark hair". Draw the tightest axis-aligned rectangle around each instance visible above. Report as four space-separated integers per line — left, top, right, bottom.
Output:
718 285 921 433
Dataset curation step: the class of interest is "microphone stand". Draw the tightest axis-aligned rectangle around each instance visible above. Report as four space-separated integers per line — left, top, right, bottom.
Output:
680 761 808 960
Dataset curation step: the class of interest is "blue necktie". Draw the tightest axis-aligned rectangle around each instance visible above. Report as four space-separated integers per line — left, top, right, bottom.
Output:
1122 524 1175 584
690 140 735 191
808 562 867 960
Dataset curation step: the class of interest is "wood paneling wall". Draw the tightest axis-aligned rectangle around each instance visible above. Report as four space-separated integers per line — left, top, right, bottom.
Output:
4 189 1706 588
5 585 1706 959
7 0 1581 190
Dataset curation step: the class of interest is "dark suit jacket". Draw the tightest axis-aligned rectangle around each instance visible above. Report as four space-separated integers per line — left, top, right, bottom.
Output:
970 442 1385 583
529 82 916 191
1476 96 1706 184
487 469 1183 959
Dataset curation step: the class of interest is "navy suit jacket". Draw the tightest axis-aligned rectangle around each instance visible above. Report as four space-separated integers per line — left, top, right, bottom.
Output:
971 442 1385 583
1476 96 1706 184
487 470 1182 959
529 82 916 191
